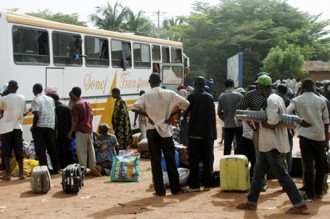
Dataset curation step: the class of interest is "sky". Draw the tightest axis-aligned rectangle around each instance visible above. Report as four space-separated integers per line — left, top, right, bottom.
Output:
0 0 330 27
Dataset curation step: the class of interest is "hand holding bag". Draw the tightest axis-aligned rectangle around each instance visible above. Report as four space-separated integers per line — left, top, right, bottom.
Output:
325 151 330 174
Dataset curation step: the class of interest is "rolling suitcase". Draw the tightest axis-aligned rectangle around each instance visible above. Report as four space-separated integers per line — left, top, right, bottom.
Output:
220 155 250 191
62 163 84 193
30 165 51 194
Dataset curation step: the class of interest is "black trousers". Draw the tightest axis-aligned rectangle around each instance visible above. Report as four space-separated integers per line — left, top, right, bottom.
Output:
223 127 243 155
32 127 59 172
1 129 23 159
56 136 76 169
235 136 256 179
300 136 325 197
188 138 212 188
147 129 180 195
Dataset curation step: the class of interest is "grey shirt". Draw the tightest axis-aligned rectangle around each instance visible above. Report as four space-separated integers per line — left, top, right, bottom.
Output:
218 88 243 128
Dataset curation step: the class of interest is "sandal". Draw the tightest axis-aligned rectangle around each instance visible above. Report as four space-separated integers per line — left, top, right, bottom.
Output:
18 174 26 180
285 205 309 215
236 202 257 210
90 168 101 177
1 174 11 181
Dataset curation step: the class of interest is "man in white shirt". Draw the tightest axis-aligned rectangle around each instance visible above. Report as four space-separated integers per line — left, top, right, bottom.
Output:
287 78 329 201
31 83 59 174
237 75 308 214
132 73 189 196
0 80 26 180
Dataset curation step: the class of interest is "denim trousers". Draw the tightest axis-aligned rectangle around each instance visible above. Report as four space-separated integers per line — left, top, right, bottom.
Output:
247 149 305 207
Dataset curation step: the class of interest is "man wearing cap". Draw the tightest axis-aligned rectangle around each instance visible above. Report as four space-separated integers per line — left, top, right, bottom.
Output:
177 84 189 99
237 75 308 214
0 80 27 180
31 83 59 174
237 72 268 192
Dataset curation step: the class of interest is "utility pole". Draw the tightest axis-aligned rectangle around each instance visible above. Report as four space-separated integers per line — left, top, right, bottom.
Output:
153 10 166 29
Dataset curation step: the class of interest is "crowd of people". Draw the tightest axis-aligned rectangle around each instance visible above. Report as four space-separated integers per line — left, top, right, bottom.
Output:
216 73 329 215
0 81 132 179
0 72 329 215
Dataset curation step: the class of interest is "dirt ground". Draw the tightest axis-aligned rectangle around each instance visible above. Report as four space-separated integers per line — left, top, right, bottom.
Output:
1 121 330 219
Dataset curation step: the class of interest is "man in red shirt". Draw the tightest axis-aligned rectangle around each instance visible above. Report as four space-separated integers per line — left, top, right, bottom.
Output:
68 87 96 172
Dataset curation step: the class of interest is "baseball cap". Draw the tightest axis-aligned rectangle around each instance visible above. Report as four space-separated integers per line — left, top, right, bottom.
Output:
255 75 272 86
177 84 185 90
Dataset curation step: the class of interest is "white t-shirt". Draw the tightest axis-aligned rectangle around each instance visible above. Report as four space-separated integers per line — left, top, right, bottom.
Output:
0 93 26 134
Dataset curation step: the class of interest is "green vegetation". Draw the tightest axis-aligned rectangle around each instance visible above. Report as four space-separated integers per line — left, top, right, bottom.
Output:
16 0 330 97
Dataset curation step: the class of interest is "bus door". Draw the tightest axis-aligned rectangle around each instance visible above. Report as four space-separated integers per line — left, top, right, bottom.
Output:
159 63 184 92
45 67 66 98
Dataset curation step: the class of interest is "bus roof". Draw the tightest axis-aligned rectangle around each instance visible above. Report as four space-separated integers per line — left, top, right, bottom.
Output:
4 10 182 47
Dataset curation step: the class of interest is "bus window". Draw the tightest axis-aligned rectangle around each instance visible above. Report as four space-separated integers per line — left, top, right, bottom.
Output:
152 45 161 61
162 65 183 85
85 36 109 67
52 32 82 66
162 46 170 63
12 26 50 65
111 40 131 70
133 43 151 68
171 47 182 63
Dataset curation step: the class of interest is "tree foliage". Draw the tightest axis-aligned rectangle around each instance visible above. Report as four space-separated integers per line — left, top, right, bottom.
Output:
262 45 306 79
168 0 330 97
27 10 87 26
23 0 330 98
89 1 155 36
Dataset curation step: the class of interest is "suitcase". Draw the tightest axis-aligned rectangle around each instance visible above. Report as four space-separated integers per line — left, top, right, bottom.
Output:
62 163 84 193
220 155 250 191
30 165 51 194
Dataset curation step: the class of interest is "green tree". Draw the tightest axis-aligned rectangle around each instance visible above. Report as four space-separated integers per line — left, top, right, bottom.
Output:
27 10 87 26
176 0 330 97
124 9 155 36
262 45 306 80
162 17 184 30
89 1 129 31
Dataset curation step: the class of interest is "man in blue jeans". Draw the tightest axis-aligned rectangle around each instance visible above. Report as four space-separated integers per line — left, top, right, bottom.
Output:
237 75 308 214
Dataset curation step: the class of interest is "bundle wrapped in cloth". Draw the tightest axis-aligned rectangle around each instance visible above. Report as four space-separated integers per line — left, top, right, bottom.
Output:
235 110 302 128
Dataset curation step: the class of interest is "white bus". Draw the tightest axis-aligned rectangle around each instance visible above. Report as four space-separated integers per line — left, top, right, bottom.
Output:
0 10 190 141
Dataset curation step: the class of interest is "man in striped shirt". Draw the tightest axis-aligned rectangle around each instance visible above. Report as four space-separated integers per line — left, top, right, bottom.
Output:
237 72 268 192
31 83 59 174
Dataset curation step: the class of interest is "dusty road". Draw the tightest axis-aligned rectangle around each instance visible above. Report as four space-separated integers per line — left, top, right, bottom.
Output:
1 117 329 219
